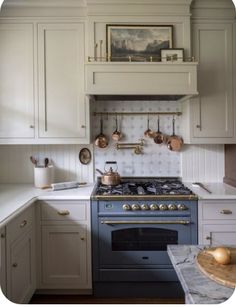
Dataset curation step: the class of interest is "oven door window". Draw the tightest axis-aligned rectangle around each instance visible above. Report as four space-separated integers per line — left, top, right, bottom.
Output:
112 227 178 251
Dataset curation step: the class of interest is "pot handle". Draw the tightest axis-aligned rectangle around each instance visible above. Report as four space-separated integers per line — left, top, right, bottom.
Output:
105 161 118 172
96 168 104 175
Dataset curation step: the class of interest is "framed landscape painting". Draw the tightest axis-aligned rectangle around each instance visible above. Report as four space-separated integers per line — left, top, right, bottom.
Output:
106 24 173 62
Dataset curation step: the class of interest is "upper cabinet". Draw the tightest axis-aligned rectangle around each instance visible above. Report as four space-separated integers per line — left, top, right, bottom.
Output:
0 21 90 144
182 1 236 144
38 23 88 141
0 23 35 139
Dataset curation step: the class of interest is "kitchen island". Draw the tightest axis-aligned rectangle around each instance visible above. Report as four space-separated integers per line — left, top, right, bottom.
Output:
167 245 235 304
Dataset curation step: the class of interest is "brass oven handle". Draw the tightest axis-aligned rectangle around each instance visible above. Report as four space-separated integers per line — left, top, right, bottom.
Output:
101 220 190 225
220 209 232 215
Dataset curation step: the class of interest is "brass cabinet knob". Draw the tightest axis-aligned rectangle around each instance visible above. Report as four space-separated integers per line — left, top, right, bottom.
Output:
123 204 131 211
12 263 18 268
80 237 85 241
131 204 140 211
29 125 34 128
150 204 159 210
141 204 149 210
159 204 168 211
81 125 86 128
205 236 211 240
168 204 177 211
178 204 187 211
20 220 27 228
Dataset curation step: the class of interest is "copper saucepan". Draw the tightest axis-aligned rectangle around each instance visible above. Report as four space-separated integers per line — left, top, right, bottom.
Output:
112 115 122 141
167 117 183 151
144 115 154 138
96 161 121 186
154 116 165 144
95 117 109 148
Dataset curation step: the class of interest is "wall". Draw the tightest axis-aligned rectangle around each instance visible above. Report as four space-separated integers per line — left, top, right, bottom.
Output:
0 144 94 184
224 144 236 187
92 99 225 181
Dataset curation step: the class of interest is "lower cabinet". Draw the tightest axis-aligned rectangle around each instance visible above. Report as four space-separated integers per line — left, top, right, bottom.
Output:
39 201 92 290
5 205 36 303
198 200 236 245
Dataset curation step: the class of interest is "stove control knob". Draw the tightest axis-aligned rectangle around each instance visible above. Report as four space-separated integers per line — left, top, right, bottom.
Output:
168 204 177 211
150 204 159 210
177 204 187 211
123 204 131 211
132 204 141 211
159 204 168 211
141 204 149 210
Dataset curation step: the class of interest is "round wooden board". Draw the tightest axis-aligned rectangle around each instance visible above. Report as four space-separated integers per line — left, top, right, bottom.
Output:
196 248 236 289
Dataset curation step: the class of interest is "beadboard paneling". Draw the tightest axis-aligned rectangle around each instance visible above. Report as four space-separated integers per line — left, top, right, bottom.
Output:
181 144 224 182
0 145 94 184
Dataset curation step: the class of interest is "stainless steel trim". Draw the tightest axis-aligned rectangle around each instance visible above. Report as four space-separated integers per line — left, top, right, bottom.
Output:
101 220 190 225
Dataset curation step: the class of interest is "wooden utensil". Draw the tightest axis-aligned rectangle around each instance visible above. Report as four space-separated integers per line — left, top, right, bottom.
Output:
196 247 236 288
167 117 183 151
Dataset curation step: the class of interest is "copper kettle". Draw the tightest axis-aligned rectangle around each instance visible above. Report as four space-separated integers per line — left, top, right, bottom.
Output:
96 161 121 186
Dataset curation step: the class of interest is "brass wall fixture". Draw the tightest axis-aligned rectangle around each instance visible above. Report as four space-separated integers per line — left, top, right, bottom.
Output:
93 112 182 117
116 139 144 155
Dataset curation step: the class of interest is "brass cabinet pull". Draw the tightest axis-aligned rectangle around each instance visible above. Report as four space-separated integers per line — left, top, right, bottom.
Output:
20 220 27 228
12 263 18 268
220 209 232 215
57 210 70 216
205 236 211 240
101 220 190 225
1 233 5 238
80 237 85 241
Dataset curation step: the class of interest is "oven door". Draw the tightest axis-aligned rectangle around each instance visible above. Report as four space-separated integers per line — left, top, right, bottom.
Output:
98 216 191 266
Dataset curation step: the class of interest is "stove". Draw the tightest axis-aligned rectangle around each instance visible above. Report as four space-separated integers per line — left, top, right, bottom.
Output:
92 177 197 200
91 177 198 298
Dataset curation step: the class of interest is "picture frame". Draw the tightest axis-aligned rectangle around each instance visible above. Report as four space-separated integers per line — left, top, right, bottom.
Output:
106 24 173 62
161 48 184 63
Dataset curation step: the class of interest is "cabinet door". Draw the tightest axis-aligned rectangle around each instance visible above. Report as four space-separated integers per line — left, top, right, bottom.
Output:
0 228 6 296
202 224 236 245
41 225 88 288
38 23 86 139
7 228 36 303
0 23 34 138
192 23 233 138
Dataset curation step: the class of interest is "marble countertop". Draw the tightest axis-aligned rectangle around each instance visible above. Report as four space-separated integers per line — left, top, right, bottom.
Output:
167 245 235 304
184 182 236 200
0 183 95 227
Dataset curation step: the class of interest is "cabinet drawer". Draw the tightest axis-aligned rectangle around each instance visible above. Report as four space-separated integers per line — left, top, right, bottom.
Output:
6 206 34 243
40 201 88 221
202 201 236 220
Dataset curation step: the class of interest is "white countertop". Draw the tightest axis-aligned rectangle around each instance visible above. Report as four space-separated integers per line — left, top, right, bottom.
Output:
184 182 236 200
0 183 95 227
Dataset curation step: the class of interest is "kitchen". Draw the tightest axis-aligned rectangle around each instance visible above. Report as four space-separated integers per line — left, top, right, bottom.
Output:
0 0 236 304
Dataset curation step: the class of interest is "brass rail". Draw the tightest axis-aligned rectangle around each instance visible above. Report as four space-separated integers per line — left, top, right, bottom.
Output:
93 112 182 117
101 220 190 225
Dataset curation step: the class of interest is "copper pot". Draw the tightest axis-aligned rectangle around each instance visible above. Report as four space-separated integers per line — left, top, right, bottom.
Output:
167 118 183 151
95 118 109 148
96 161 120 186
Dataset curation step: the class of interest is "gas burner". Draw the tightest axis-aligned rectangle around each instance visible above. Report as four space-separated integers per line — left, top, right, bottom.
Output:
94 177 195 198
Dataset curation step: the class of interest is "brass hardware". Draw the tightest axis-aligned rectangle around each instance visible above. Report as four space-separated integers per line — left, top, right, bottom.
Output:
1 233 5 238
141 204 149 211
177 204 187 211
20 220 27 228
159 204 168 211
196 125 201 128
150 204 159 210
131 204 140 211
93 112 182 117
80 237 85 241
134 146 142 155
123 204 131 211
220 209 232 215
205 236 211 240
57 210 70 216
168 204 177 211
92 194 198 201
101 220 190 225
128 56 132 62
12 263 18 268
29 125 34 128
81 125 86 128
116 140 144 155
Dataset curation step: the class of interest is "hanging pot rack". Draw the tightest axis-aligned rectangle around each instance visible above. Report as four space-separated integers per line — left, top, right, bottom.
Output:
93 111 182 117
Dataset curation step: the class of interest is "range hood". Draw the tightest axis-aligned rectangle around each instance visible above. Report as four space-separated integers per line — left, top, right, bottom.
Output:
85 62 198 101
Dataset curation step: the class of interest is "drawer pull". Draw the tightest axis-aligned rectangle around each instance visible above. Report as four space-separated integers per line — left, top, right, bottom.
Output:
20 220 27 228
12 263 18 268
57 210 70 216
80 237 85 241
205 236 211 240
220 209 232 215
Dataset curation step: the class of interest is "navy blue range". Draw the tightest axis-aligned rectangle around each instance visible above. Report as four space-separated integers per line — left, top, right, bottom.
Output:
91 177 198 298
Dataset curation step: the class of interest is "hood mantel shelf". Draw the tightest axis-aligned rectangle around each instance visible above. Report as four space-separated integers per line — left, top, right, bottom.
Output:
85 62 198 100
